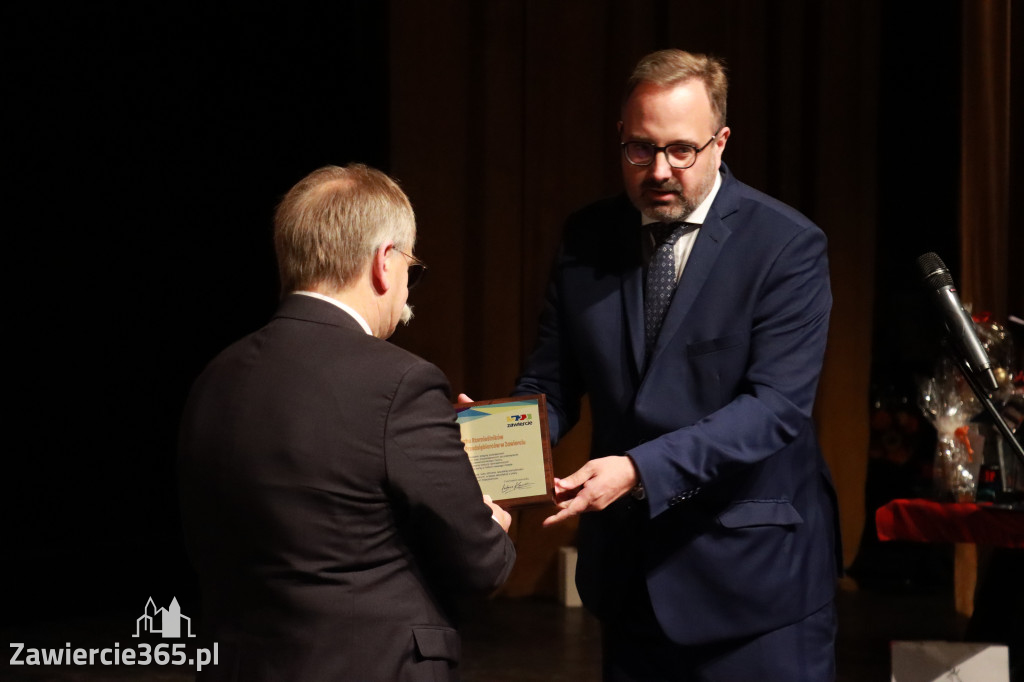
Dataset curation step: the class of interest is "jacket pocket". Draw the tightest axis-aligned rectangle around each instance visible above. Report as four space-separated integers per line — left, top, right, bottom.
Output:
717 500 804 528
686 332 747 357
412 626 461 663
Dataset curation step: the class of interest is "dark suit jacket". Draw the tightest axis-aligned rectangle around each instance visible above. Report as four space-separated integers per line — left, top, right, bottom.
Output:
179 294 515 681
515 165 840 646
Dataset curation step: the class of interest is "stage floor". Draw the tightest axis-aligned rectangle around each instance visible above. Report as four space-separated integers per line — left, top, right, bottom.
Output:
1 582 977 681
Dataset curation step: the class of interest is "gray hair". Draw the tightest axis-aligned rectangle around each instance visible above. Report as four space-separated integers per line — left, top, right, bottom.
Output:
273 164 415 296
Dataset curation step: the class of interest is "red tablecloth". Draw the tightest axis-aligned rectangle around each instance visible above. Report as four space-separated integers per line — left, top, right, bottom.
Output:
876 498 1024 548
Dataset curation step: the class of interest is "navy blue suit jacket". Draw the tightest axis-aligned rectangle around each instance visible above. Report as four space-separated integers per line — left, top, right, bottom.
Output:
516 165 840 645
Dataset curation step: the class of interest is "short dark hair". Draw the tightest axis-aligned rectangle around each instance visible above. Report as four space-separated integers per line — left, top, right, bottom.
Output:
624 49 728 130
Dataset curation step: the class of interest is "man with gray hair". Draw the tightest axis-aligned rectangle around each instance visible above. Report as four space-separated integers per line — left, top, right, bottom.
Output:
179 164 515 681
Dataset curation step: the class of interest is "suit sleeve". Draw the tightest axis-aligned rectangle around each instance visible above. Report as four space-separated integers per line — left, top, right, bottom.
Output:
630 225 832 518
384 361 516 593
513 243 586 444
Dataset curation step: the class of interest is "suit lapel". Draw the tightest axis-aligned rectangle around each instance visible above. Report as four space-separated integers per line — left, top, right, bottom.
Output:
622 264 646 376
646 166 740 369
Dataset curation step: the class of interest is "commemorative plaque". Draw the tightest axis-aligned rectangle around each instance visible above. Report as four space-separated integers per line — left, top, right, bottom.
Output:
454 395 554 508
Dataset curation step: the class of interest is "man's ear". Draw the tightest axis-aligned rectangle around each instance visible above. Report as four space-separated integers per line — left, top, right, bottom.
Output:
617 120 624 138
712 126 731 168
716 126 731 148
371 242 393 294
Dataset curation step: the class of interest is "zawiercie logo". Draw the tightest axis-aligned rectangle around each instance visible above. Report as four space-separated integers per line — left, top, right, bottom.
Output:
133 597 196 638
10 596 217 671
506 413 533 427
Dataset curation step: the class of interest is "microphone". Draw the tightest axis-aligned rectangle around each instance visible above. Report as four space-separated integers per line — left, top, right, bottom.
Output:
916 252 999 393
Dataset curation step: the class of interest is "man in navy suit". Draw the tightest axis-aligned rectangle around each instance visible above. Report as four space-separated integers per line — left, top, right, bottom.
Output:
515 49 841 680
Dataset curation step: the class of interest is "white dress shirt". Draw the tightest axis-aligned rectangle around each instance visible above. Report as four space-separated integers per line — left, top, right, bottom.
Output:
641 170 722 282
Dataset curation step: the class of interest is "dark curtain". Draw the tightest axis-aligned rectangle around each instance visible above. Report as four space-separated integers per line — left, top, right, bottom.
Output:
961 0 1019 322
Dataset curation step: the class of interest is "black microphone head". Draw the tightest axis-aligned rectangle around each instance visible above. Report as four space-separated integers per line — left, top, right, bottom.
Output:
916 252 954 289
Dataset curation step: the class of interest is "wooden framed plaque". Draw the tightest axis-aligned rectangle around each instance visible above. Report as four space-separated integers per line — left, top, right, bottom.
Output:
454 395 554 508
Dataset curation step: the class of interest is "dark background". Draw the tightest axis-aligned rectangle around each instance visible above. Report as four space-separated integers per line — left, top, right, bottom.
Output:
4 5 389 622
3 0 1006 633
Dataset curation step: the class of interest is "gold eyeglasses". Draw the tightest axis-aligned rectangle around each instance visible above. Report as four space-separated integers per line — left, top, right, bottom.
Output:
395 248 427 289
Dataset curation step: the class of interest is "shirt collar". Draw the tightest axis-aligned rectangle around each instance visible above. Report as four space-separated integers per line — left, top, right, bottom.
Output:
293 291 373 335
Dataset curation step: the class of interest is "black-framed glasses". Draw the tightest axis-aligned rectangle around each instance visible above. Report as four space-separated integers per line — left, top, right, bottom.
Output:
621 128 722 169
395 248 427 289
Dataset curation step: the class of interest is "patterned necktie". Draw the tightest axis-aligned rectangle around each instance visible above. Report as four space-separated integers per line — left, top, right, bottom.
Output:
644 222 692 354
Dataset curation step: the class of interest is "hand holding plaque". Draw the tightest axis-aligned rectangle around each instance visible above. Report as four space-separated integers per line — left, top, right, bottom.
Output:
454 395 554 508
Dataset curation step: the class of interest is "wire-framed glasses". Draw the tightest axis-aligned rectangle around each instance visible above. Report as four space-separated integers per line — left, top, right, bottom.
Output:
395 249 427 289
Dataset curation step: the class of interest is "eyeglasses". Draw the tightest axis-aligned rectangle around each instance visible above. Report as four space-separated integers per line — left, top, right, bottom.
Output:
621 128 722 169
395 248 427 289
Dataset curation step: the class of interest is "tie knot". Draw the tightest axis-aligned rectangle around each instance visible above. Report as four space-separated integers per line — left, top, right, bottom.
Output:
650 222 693 247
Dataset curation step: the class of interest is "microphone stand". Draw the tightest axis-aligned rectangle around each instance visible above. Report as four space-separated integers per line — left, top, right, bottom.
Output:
951 352 1024 469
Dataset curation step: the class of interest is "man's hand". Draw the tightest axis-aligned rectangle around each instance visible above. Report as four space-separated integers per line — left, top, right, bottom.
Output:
543 455 639 527
484 494 512 532
457 393 474 404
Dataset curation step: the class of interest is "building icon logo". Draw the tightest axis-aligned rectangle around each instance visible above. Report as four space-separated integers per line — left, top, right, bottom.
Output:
132 597 196 638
